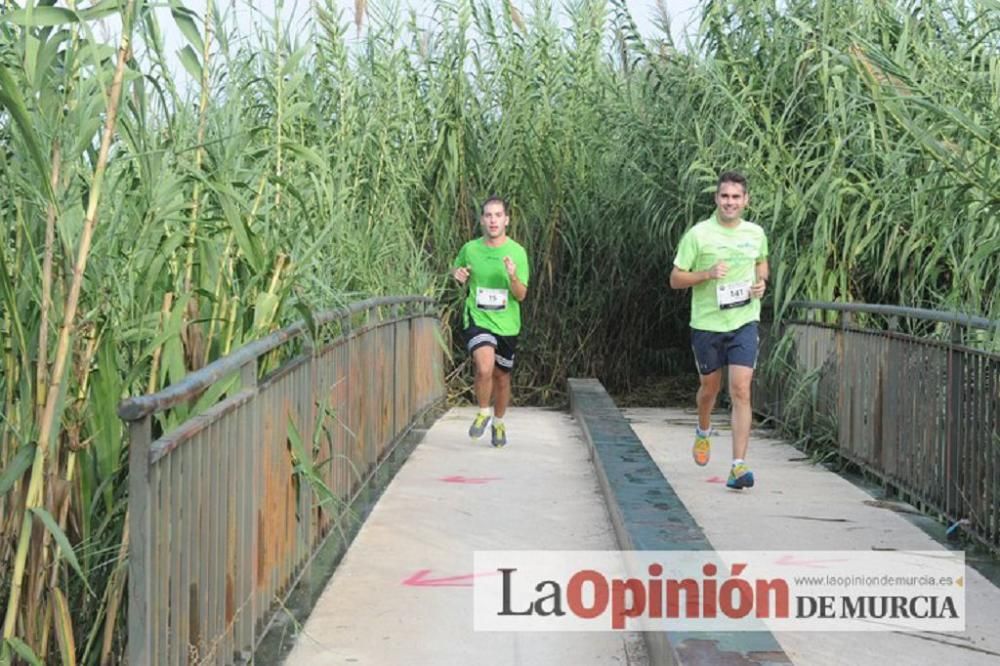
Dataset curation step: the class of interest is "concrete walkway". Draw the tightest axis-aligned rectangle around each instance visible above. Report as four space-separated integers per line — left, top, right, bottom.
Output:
284 405 1000 666
627 407 1000 666
284 407 646 665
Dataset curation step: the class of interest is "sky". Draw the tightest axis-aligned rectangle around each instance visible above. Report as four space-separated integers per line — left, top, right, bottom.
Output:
148 0 706 54
207 0 705 36
100 0 706 92
77 0 707 89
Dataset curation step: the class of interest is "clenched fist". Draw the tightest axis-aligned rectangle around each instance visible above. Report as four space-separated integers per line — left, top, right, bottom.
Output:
707 261 729 279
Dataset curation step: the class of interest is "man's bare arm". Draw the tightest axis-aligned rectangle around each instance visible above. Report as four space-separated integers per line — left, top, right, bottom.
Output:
670 262 728 289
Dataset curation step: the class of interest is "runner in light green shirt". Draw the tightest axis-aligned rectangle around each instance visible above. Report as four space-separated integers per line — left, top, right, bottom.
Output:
669 171 769 490
673 213 768 333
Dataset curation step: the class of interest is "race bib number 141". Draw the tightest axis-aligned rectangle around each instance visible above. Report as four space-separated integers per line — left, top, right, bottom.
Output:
717 280 751 310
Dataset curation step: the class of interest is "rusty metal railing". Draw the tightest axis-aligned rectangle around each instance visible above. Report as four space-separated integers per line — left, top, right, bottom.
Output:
119 296 445 665
758 301 999 554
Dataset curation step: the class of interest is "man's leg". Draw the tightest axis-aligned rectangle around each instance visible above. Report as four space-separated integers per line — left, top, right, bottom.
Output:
468 345 496 439
492 365 511 418
489 335 516 447
725 323 758 489
472 345 496 409
697 370 723 432
691 328 724 466
692 372 721 465
728 365 753 460
489 366 511 447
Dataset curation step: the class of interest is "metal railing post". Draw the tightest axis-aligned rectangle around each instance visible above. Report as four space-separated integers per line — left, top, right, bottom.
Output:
946 323 963 515
840 310 852 330
241 358 257 390
127 414 152 666
392 303 400 438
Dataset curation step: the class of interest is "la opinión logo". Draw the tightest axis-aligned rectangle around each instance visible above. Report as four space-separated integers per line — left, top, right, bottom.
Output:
496 562 789 629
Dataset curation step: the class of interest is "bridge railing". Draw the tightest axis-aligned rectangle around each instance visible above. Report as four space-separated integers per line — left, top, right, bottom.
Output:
119 296 445 665
758 301 999 554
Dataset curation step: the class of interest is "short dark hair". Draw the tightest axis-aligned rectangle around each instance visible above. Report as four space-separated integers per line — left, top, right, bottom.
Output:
481 195 509 215
717 171 748 193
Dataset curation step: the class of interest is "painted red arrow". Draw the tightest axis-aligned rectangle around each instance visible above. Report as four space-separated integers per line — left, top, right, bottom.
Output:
775 554 849 568
439 475 502 484
402 569 496 587
705 476 726 484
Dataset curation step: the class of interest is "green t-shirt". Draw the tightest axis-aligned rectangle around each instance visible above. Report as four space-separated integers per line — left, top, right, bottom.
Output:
673 215 768 332
453 237 530 336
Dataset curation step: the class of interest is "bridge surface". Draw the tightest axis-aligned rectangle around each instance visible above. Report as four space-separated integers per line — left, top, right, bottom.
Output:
282 405 1000 665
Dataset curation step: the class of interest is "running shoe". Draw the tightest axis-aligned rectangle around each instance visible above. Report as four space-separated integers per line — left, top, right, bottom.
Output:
491 422 507 447
726 463 755 489
692 432 711 466
469 413 491 439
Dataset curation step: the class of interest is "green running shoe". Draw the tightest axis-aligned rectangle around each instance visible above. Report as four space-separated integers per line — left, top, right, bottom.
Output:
469 412 491 439
491 422 507 447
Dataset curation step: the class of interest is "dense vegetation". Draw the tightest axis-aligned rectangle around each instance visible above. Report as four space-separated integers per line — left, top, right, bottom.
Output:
1 0 997 661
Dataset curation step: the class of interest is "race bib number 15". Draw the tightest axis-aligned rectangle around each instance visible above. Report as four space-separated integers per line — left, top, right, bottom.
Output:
476 287 508 310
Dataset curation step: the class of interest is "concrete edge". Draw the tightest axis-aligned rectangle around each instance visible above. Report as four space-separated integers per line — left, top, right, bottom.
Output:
567 378 791 666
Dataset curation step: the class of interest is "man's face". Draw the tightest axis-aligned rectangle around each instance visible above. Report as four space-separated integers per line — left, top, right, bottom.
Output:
481 201 509 239
715 182 748 223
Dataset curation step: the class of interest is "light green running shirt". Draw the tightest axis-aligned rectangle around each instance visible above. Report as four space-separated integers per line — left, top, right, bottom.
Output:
453 238 530 336
673 214 768 332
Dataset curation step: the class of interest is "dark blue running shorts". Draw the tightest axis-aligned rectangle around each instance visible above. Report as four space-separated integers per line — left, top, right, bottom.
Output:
690 322 759 375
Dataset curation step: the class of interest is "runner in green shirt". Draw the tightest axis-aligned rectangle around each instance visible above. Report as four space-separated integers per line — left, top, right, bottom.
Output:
452 196 530 447
670 171 769 489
